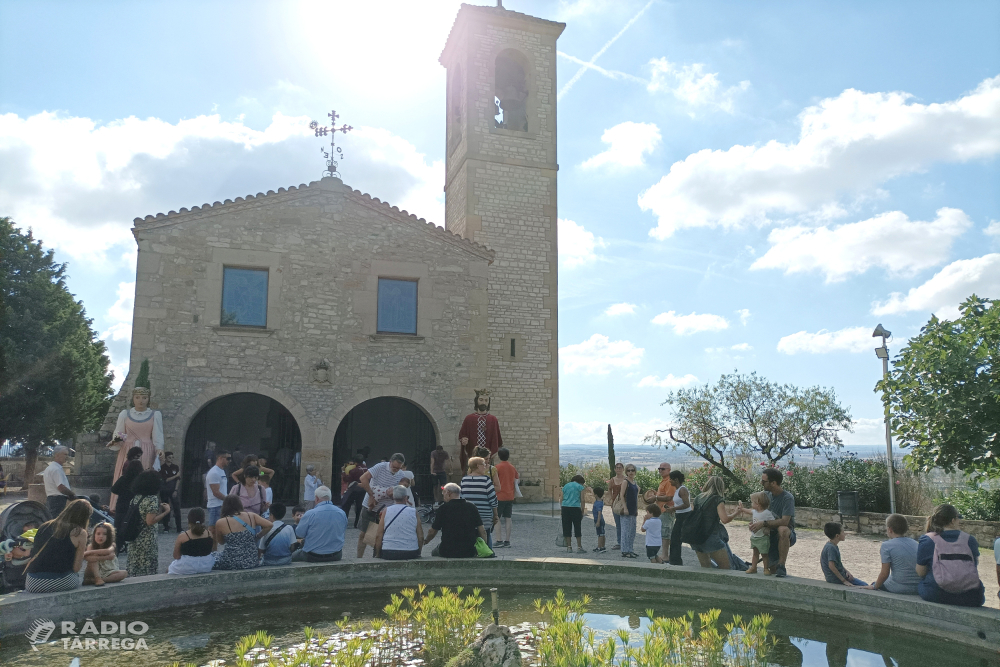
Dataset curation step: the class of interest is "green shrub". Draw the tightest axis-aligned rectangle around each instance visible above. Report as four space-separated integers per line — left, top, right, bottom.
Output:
938 486 1000 522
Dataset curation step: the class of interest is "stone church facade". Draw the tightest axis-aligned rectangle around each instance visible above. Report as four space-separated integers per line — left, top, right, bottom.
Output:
86 4 564 504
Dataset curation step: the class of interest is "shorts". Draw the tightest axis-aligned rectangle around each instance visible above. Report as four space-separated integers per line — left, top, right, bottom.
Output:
768 528 797 561
594 520 605 537
358 507 380 533
750 534 771 554
660 513 675 538
691 527 727 554
646 545 661 559
208 506 222 527
497 500 514 518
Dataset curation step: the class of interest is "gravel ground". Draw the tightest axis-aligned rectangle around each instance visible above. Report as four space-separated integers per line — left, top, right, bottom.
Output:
3 492 994 608
116 503 998 609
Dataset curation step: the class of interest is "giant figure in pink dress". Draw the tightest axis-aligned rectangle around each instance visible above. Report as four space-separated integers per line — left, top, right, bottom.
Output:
107 386 164 508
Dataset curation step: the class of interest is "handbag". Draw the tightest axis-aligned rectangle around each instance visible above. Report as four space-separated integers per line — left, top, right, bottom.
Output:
475 537 494 558
612 481 627 514
514 478 523 498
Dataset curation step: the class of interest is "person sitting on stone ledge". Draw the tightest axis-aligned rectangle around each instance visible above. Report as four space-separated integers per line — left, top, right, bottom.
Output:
168 508 217 575
83 522 126 586
863 514 920 595
915 503 985 607
24 499 92 593
376 486 423 560
750 468 795 578
423 482 488 558
293 486 347 562
259 503 297 566
213 495 271 571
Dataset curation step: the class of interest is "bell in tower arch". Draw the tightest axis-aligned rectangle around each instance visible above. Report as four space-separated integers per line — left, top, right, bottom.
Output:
494 50 528 132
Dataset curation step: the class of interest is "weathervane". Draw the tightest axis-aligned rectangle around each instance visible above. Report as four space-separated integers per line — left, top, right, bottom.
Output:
309 109 353 178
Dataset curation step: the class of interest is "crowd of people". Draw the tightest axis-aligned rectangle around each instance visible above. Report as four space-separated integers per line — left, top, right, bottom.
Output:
559 461 995 608
5 445 996 611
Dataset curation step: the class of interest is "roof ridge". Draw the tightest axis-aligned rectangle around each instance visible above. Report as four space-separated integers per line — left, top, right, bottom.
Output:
131 177 494 261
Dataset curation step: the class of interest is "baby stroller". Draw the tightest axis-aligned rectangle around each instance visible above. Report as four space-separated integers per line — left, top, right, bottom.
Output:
0 500 51 593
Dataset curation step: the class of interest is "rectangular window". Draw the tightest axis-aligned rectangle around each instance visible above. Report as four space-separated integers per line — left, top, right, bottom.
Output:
221 267 268 327
377 278 418 334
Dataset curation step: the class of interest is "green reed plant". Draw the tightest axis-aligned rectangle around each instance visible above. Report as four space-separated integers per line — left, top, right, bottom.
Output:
532 590 775 667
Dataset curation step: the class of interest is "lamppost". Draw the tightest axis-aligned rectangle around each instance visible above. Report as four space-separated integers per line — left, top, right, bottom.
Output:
873 323 895 514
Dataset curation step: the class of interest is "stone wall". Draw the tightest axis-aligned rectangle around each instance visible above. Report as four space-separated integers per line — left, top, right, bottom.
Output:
725 502 1000 545
120 177 494 495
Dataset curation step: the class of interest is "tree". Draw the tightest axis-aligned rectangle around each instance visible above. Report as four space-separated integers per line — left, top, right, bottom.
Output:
0 217 114 488
879 295 999 478
607 424 616 478
645 372 852 483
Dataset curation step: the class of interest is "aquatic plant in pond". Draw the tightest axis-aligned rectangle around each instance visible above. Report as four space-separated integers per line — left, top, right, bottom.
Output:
531 590 775 667
170 588 777 667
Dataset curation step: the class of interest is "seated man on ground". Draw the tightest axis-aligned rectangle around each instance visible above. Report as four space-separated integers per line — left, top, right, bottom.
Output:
422 483 488 558
751 468 795 578
294 486 348 562
821 522 867 587
259 503 298 566
864 514 920 594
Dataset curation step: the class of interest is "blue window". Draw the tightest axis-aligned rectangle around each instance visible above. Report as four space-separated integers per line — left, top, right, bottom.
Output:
377 278 418 334
221 267 268 327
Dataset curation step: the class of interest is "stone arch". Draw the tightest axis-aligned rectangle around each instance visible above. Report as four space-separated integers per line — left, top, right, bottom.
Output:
493 48 530 132
173 383 319 505
325 386 448 447
175 383 316 445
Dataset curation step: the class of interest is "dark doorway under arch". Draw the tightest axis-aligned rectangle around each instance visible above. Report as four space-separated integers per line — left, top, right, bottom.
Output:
183 393 302 507
332 397 436 503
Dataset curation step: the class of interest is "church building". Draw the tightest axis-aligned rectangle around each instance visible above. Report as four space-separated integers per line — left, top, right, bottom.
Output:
103 3 564 505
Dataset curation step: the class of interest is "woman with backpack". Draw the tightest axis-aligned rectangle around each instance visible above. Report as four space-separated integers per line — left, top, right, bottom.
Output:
915 503 986 607
125 470 171 577
229 466 269 516
685 475 741 569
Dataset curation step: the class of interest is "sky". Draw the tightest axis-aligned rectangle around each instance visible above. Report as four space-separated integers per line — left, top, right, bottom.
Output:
1 0 998 448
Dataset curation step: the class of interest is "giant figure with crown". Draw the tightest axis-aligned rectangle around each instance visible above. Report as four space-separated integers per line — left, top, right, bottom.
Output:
107 380 164 508
458 389 502 474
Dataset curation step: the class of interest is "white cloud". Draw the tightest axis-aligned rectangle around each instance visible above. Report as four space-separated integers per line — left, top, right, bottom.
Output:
559 218 606 268
637 374 699 388
751 208 972 282
581 121 661 170
736 308 751 325
730 343 753 351
561 418 671 445
872 253 1000 319
705 343 753 354
647 59 750 114
638 76 1000 239
560 334 644 374
651 310 729 335
605 302 636 316
986 220 1000 237
100 281 135 392
0 111 444 264
841 418 887 447
777 327 873 355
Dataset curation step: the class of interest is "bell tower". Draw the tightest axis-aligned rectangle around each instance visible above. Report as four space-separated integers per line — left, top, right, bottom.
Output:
440 5 564 491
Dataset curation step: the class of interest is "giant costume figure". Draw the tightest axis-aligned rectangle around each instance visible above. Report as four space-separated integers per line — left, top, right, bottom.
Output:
458 389 502 474
107 385 164 508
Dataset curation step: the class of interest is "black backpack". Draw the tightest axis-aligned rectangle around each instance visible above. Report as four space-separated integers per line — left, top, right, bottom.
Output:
681 495 721 545
118 497 145 543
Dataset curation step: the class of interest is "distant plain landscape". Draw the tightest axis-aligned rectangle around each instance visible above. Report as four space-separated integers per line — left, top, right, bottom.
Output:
559 443 890 469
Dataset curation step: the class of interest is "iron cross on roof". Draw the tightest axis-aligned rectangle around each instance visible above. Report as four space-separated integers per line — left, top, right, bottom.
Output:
309 109 353 179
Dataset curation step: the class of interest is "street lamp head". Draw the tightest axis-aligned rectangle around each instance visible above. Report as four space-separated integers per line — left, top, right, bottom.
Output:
875 347 889 359
872 323 891 339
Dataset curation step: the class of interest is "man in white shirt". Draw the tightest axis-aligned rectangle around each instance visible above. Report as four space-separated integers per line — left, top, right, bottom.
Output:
356 453 407 558
205 450 231 528
43 445 75 515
